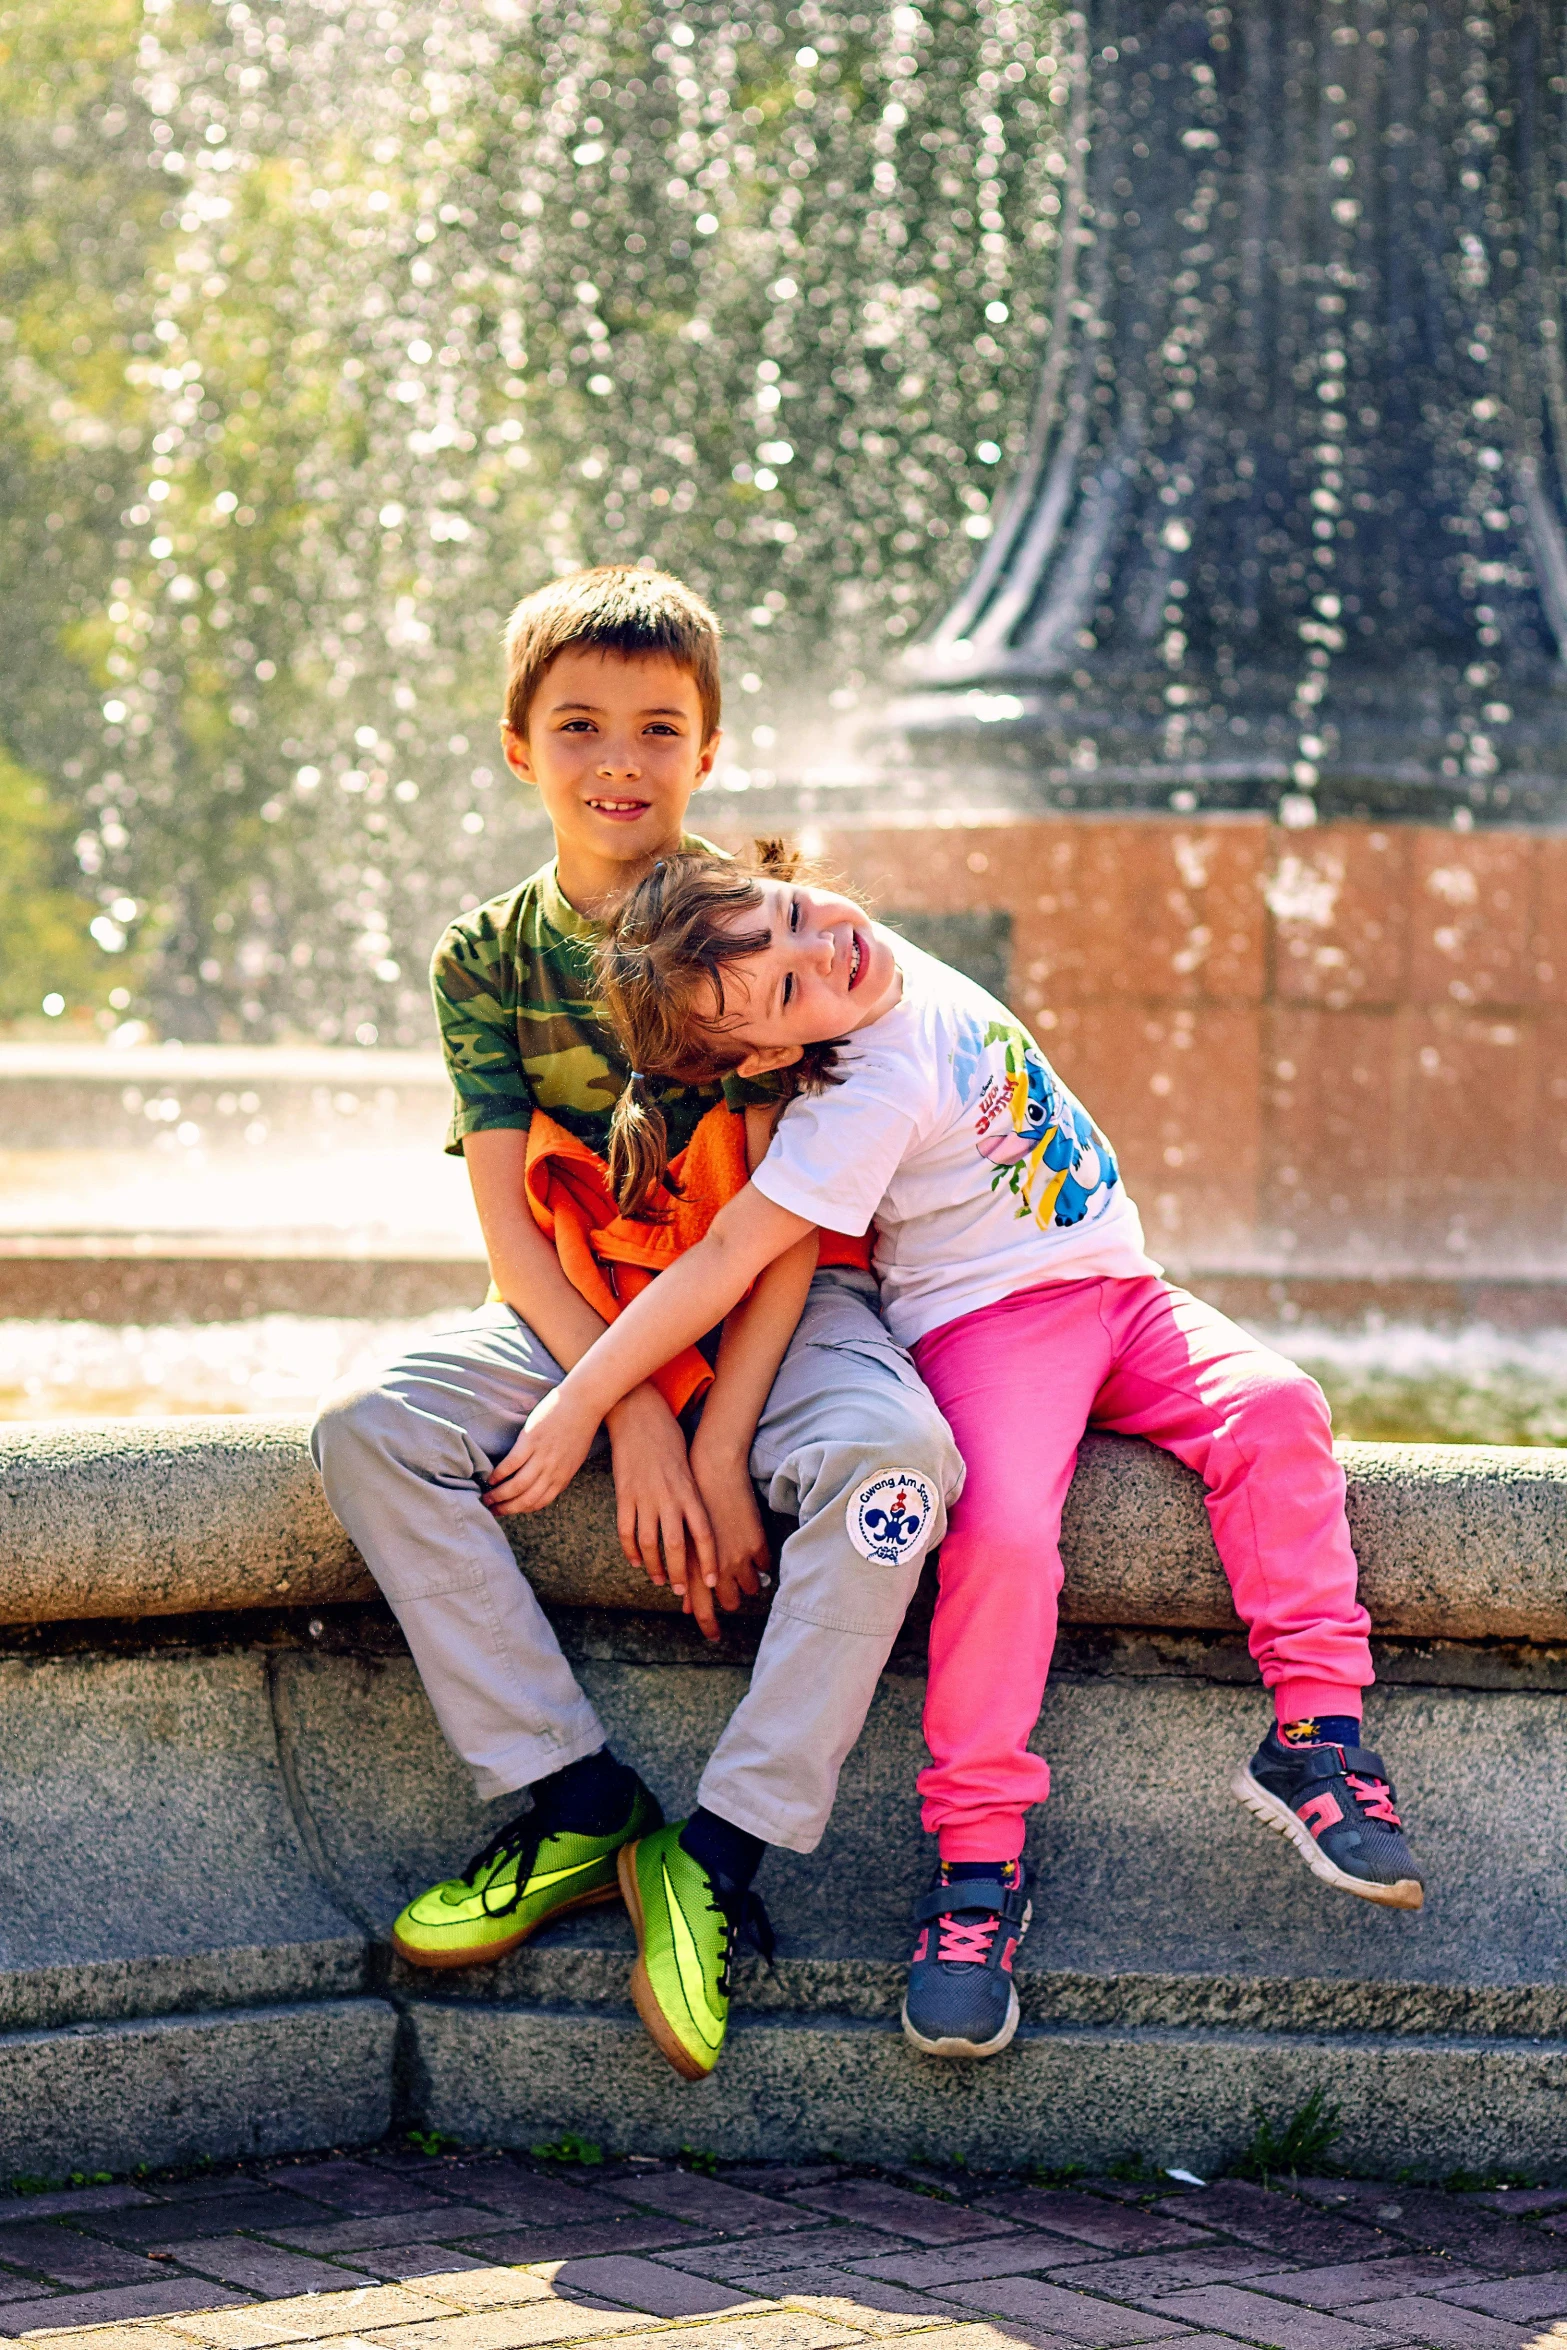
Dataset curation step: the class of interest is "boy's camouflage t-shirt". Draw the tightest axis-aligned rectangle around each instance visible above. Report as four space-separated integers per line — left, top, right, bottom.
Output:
431 836 761 1161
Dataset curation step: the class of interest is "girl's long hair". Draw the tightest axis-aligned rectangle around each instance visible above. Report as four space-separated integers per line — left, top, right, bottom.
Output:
597 841 842 1219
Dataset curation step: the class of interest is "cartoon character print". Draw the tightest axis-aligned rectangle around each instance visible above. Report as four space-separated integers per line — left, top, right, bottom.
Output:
972 1022 1119 1230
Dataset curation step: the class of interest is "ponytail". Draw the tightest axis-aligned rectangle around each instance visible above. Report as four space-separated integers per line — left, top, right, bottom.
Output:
607 1068 677 1224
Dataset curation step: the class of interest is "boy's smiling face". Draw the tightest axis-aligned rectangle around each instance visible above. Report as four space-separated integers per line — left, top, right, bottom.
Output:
501 647 718 915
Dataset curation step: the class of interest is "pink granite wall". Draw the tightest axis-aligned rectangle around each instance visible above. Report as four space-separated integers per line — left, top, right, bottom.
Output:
722 814 1567 1280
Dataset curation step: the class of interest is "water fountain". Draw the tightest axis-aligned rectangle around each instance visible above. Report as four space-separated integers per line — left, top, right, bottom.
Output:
894 0 1567 827
12 0 1567 2187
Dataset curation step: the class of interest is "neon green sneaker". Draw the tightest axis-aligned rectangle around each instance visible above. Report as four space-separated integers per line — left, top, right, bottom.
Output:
392 1773 661 1970
617 1821 775 2080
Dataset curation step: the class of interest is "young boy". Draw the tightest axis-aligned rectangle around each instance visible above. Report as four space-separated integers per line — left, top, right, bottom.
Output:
312 565 963 2080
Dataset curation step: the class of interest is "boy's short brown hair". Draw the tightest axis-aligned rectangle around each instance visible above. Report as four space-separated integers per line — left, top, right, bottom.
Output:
502 564 722 742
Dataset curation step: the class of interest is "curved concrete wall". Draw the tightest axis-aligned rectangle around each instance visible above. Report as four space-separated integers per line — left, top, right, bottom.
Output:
3 1415 1566 1640
6 1414 1567 2178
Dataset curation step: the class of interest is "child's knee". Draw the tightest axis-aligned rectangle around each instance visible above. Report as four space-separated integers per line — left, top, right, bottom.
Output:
1236 1355 1334 1449
312 1374 426 1480
864 1383 965 1505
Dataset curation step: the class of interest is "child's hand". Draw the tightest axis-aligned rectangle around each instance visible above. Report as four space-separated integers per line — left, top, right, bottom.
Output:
484 1385 599 1516
688 1431 768 1623
603 1384 720 1633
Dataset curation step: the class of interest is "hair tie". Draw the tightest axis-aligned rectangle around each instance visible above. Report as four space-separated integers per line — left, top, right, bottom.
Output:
630 1070 646 1084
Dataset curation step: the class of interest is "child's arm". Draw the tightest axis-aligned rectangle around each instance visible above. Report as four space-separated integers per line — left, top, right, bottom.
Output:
464 1129 718 1607
486 1182 812 1513
689 1231 819 1610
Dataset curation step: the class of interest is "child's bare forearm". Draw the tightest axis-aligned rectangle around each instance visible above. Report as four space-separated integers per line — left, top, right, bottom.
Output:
696 1232 818 1466
559 1185 813 1425
463 1128 612 1369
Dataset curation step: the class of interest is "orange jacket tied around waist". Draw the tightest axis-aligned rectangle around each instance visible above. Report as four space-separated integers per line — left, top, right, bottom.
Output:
515 1103 872 1418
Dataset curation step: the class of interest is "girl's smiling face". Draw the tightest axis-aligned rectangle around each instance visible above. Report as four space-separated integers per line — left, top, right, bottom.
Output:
704 878 903 1076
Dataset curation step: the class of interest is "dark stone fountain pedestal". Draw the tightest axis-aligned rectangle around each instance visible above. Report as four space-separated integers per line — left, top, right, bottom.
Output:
894 0 1567 827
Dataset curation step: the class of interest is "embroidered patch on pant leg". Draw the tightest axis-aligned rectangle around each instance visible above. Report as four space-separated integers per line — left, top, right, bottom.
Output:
846 1468 938 1564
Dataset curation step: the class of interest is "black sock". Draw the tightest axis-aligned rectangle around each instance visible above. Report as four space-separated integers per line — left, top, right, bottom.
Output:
1275 1714 1363 1752
680 1806 765 1893
943 1859 1018 1885
534 1747 639 1835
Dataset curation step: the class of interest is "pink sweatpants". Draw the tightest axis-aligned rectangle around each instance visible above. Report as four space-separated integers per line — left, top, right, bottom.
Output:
910 1275 1373 1862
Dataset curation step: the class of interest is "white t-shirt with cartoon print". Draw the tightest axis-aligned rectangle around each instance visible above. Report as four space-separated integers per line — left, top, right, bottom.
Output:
750 933 1158 1348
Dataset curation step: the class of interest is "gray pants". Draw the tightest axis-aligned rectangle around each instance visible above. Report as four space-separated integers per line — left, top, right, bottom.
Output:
312 1268 963 1853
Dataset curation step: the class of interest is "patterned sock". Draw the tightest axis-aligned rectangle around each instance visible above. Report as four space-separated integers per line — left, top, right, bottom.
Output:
1275 1714 1363 1751
680 1806 765 1893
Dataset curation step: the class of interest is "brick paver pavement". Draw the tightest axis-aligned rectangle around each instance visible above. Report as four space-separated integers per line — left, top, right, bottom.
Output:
5 2151 1567 2350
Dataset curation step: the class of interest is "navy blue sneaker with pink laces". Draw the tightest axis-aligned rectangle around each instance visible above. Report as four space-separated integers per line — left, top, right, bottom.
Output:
901 1861 1031 2058
1233 1723 1424 1911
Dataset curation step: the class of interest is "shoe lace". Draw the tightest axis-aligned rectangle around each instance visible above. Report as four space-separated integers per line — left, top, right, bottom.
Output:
936 1911 1000 1965
1346 1771 1403 1828
707 1883 777 2000
459 1809 546 1917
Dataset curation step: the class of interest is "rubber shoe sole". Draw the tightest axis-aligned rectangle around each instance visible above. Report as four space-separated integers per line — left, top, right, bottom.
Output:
617 1837 714 2082
391 1877 621 1971
1232 1763 1424 1911
901 1981 1020 2061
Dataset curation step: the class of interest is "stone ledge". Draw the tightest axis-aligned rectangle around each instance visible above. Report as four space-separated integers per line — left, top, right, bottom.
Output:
1 1416 1564 1639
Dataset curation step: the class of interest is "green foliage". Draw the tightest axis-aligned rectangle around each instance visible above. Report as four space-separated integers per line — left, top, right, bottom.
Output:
679 2145 720 2177
0 743 130 1020
1105 2154 1163 2185
1 0 1065 1039
530 2134 604 2166
7 2167 113 2193
1234 2089 1343 2185
405 2127 462 2157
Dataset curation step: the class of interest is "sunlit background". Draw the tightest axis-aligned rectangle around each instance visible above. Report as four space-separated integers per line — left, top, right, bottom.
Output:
7 0 1567 1442
4 0 1062 1043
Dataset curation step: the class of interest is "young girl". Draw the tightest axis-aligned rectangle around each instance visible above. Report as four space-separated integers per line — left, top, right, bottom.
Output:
499 851 1423 2063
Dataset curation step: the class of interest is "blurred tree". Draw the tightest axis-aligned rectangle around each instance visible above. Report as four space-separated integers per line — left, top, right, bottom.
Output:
0 745 131 1021
2 0 1064 1041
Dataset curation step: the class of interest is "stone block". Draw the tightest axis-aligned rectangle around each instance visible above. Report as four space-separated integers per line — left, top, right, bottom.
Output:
159 2244 377 2296
1259 1008 1400 1262
1258 2255 1488 2307
1144 2186 1394 2267
846 2242 1109 2289
0 1651 363 2036
786 2185 1013 2246
969 2191 1208 2255
1334 2299 1529 2347
536 2259 763 2319
1394 1007 1535 1255
15 1419 1567 1649
166 2284 464 2349
0 2001 394 2178
355 2314 641 2350
1410 832 1537 1011
741 2271 957 2331
92 2197 339 2248
0 2232 155 2290
409 2004 1567 2179
568 2320 859 2350
0 1420 372 1624
929 2275 1190 2344
0 2280 250 2336
1144 2282 1395 2345
1047 1002 1263 1259
1267 826 1409 1012
1051 2247 1295 2306
590 2177 805 2236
